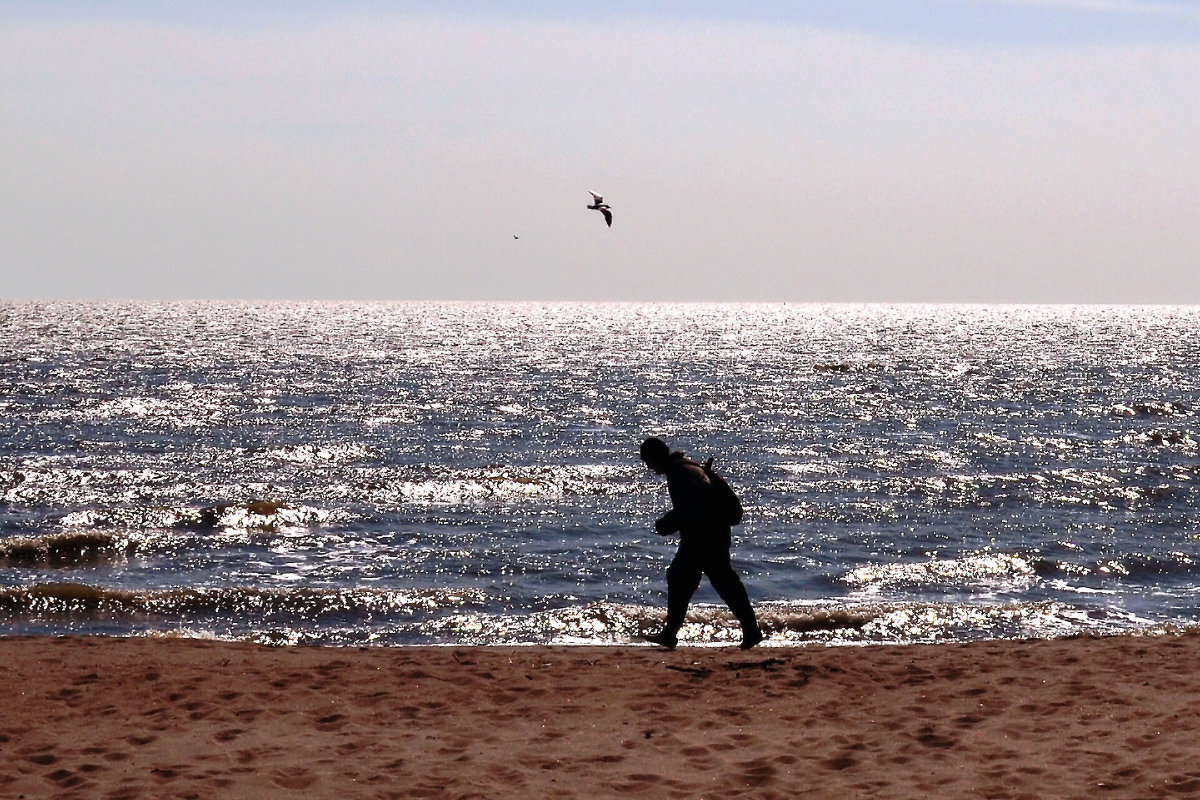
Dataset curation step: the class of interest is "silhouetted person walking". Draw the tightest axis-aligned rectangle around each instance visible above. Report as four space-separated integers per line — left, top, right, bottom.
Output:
640 436 762 649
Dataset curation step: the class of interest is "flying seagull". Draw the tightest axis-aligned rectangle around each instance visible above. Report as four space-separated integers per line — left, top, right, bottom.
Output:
587 191 612 227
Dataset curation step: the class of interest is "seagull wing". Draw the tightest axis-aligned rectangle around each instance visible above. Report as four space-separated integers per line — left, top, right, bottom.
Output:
589 191 604 205
601 208 612 227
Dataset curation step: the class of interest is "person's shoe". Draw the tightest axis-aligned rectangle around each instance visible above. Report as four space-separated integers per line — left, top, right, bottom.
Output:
739 628 764 650
647 630 677 650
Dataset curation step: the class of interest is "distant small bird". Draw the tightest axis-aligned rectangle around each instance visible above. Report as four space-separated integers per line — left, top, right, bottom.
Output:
513 235 519 239
587 191 612 227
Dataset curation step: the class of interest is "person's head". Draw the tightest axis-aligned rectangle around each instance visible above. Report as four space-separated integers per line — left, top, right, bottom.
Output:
639 436 672 474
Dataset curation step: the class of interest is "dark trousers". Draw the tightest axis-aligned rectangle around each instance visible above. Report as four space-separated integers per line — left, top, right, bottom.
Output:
665 537 758 635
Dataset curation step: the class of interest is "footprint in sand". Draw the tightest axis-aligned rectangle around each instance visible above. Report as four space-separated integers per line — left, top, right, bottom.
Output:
272 768 318 790
150 765 188 781
315 713 346 731
47 767 86 788
1163 775 1200 793
736 757 778 785
585 754 626 764
913 725 956 748
823 755 858 771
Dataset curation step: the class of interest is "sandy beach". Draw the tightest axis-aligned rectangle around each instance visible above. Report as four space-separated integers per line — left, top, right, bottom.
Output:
3 634 1200 799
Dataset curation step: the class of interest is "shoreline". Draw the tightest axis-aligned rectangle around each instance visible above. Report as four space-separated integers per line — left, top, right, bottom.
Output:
4 634 1200 798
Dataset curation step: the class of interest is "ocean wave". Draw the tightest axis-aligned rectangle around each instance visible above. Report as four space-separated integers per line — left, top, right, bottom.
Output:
259 443 375 464
847 547 1200 598
422 601 880 646
91 396 177 420
266 600 1108 647
0 582 487 617
52 392 235 429
858 600 1113 643
0 501 351 567
0 583 1175 646
844 552 1037 593
0 531 133 566
1109 400 1192 418
1036 551 1200 583
328 464 627 508
810 360 904 374
59 500 339 531
2 466 176 507
1122 429 1198 449
759 466 1189 521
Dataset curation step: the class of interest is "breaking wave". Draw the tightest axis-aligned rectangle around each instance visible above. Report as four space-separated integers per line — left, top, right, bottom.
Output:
0 584 1162 648
844 553 1037 594
58 501 339 531
327 464 627 508
0 531 133 566
0 582 487 618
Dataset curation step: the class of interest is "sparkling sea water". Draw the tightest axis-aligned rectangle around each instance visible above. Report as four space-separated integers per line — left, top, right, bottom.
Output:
2 302 1199 647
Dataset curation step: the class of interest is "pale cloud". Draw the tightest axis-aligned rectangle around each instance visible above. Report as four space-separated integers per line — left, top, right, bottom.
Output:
1 13 1197 301
978 0 1200 20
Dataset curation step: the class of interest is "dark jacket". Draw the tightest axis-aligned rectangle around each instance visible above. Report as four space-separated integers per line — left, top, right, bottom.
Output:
655 454 730 547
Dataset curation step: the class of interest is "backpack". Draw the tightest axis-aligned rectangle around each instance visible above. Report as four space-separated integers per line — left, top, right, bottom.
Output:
702 457 744 526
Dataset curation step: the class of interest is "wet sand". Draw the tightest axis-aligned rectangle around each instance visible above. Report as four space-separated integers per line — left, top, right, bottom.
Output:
3 634 1200 799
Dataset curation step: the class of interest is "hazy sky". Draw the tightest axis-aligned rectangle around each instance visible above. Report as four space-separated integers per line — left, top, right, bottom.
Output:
2 1 1198 302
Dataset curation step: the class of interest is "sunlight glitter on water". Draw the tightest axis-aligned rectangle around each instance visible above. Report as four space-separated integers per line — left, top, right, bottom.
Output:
3 302 1200 644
